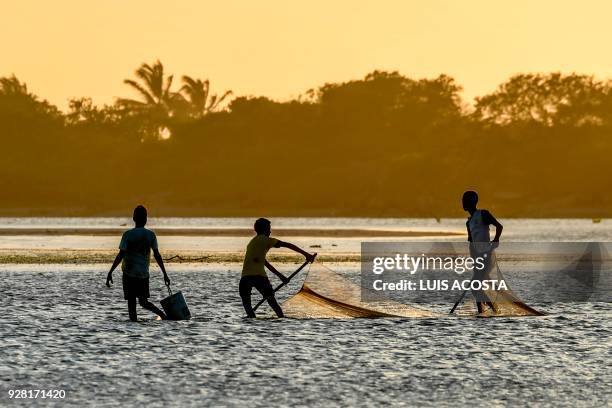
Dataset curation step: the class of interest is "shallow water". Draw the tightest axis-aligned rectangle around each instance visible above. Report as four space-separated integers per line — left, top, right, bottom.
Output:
1 218 612 254
1 263 610 407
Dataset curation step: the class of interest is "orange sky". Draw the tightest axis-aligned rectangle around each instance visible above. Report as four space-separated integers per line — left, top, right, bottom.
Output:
2 0 611 109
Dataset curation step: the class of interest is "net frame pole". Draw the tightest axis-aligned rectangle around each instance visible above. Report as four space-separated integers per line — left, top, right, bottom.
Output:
449 290 467 314
253 255 316 312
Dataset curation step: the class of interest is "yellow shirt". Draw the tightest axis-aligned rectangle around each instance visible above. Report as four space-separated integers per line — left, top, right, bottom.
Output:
241 235 279 277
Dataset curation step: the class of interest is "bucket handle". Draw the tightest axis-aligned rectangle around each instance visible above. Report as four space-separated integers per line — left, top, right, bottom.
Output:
166 284 172 296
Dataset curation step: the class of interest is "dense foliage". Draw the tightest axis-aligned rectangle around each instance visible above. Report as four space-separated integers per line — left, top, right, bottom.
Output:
1 63 610 217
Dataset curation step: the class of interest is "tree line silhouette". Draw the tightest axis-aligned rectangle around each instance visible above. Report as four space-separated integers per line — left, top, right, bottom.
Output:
1 61 610 217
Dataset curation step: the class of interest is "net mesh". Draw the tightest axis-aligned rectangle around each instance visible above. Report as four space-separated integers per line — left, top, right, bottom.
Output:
454 251 544 317
281 259 543 318
282 263 440 318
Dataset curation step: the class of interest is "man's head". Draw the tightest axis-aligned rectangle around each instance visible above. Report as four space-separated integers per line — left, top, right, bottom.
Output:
133 205 148 226
254 218 271 236
462 191 478 212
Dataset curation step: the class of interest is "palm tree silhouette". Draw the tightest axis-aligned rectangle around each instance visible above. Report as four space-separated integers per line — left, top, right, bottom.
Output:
0 75 29 95
179 76 232 119
118 60 181 139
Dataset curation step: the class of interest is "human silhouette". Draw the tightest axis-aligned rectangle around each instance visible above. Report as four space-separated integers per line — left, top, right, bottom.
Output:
462 191 503 314
240 218 316 318
106 205 170 321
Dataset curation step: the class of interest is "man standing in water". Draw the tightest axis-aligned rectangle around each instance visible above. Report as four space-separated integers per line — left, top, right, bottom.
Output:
240 218 316 318
462 191 503 314
106 205 170 321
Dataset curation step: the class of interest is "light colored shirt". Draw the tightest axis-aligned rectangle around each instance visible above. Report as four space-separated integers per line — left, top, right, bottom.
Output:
467 209 493 257
119 227 158 279
467 209 491 243
241 235 279 277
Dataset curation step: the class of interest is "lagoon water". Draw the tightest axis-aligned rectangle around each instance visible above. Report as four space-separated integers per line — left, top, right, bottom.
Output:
2 217 612 253
1 218 611 406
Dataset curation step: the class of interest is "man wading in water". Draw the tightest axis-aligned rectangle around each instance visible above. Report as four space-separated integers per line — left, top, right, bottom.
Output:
240 218 316 318
462 191 503 314
106 205 171 321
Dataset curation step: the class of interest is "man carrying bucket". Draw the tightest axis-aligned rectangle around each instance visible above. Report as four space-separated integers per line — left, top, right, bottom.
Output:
106 205 171 321
240 218 316 318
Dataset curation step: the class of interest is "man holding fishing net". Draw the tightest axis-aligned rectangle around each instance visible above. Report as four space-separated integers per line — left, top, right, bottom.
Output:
240 218 316 318
462 191 503 314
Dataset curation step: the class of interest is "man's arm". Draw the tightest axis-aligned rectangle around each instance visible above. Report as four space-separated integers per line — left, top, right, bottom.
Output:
265 260 289 283
483 210 503 242
153 249 171 286
106 250 125 287
275 241 316 263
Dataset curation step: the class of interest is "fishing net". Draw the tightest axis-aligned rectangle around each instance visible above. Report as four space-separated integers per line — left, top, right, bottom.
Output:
454 249 545 317
281 255 544 318
282 262 440 318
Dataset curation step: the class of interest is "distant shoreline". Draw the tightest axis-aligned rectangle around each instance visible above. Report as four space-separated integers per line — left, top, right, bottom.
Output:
0 227 464 238
0 250 361 264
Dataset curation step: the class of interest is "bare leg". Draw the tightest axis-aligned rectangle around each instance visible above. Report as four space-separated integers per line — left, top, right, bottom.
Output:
484 300 499 313
138 297 167 320
472 257 493 315
256 278 284 318
127 298 138 322
476 295 497 314
239 279 256 318
267 296 284 318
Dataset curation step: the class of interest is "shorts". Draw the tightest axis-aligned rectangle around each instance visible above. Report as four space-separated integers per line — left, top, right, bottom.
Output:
122 274 150 300
239 275 274 299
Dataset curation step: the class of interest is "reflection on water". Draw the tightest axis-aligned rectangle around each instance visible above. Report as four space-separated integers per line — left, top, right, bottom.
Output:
0 264 610 406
